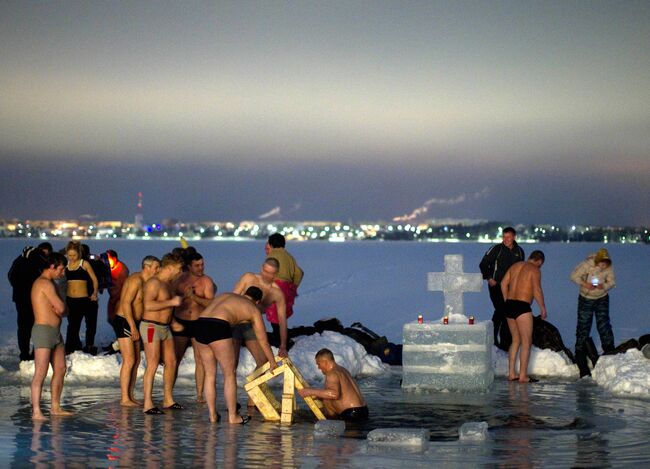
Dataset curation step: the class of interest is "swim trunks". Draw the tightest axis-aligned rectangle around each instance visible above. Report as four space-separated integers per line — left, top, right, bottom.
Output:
505 300 532 319
195 318 232 345
339 406 369 422
140 320 172 343
112 315 137 339
172 317 197 338
232 323 257 342
32 324 64 350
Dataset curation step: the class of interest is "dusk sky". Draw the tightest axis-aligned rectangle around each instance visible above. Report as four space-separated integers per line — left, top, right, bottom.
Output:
1 1 649 226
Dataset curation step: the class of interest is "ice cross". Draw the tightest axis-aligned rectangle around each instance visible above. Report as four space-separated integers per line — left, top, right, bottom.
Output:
427 254 483 316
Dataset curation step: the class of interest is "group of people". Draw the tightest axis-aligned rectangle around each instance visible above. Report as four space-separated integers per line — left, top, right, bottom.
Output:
12 233 368 423
480 227 616 381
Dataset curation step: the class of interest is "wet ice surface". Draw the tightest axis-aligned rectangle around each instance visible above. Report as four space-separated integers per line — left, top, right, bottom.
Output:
2 370 649 468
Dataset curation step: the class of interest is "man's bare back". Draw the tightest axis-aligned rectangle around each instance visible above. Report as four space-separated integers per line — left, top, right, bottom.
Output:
323 364 366 415
234 272 284 310
201 292 263 326
502 261 539 303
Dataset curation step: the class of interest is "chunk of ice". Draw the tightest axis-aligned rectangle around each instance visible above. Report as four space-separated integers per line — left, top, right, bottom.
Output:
367 428 430 446
402 321 494 391
459 421 489 441
314 419 345 437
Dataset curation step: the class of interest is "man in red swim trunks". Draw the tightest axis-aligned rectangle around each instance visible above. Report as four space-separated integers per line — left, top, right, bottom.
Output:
501 250 548 383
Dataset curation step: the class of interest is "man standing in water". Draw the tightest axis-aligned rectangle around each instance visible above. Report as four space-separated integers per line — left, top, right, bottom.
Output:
141 253 184 414
30 252 73 420
500 250 548 383
172 251 216 402
298 348 368 421
113 255 160 407
479 227 525 351
194 287 277 424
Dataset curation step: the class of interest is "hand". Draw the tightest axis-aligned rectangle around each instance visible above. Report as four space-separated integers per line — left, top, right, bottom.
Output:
170 319 184 333
91 292 98 302
487 279 497 287
184 287 194 299
171 296 182 307
131 328 140 341
297 388 308 398
540 309 547 320
278 346 288 358
268 360 278 373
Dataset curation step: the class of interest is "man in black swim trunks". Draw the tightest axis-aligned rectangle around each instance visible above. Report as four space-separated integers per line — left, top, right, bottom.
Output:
298 348 368 422
501 250 548 383
194 287 277 424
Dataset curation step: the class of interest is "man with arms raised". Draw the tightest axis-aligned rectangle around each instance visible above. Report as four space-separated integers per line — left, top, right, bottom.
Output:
264 233 304 350
500 250 548 383
172 251 216 402
194 287 277 424
298 348 368 421
141 253 184 414
113 255 160 407
233 258 287 362
31 252 73 420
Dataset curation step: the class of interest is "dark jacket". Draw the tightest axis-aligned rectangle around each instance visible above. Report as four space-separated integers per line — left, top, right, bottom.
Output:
8 247 48 303
479 241 525 283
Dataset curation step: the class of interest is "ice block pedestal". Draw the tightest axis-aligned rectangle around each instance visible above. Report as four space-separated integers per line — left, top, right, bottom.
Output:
402 320 493 391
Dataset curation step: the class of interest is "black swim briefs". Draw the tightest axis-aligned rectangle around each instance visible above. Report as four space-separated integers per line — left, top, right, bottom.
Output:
112 315 137 339
172 317 197 338
505 300 532 319
339 406 369 422
194 318 232 345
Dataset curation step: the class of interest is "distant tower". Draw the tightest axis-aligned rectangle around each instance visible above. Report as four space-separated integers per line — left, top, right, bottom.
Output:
134 192 144 231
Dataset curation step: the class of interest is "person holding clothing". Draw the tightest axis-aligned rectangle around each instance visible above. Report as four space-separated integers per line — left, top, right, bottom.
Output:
64 241 99 355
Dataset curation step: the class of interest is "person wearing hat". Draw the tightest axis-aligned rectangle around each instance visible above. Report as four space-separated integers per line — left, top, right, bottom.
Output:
570 248 616 377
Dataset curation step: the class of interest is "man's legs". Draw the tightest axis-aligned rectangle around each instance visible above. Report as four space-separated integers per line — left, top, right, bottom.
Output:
16 300 34 360
506 317 520 381
489 284 511 351
191 338 205 402
161 337 178 408
593 296 615 353
130 341 141 403
210 339 243 424
515 313 534 382
49 345 72 416
31 348 52 420
118 337 139 406
197 343 219 422
142 340 161 412
173 335 190 385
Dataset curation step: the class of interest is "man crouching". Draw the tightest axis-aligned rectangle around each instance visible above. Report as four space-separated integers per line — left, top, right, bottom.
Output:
298 348 368 422
31 252 73 420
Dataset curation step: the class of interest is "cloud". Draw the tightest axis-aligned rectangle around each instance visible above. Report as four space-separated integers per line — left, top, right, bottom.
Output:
393 188 490 222
258 206 282 219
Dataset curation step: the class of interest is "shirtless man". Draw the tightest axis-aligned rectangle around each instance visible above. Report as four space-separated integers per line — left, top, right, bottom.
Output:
297 348 368 421
140 253 184 414
233 258 287 365
194 287 277 424
501 250 548 383
113 255 160 407
172 252 215 402
30 252 73 420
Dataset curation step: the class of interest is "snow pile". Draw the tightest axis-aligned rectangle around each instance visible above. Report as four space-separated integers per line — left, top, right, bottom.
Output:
492 346 579 379
592 348 650 399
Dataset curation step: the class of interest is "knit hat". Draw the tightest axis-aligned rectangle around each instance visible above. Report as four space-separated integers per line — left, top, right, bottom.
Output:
594 248 611 264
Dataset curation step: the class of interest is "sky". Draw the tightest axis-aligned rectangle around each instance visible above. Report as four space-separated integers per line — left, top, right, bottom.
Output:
1 1 649 226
